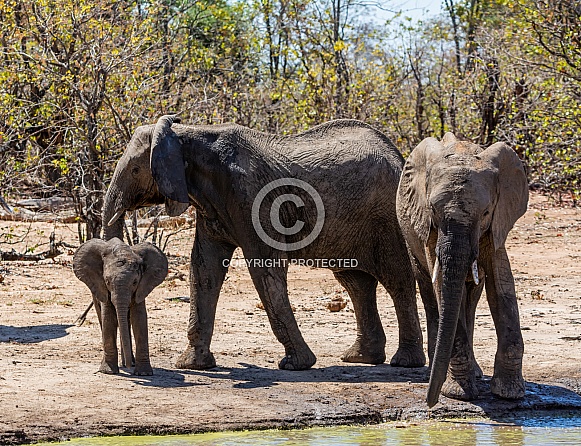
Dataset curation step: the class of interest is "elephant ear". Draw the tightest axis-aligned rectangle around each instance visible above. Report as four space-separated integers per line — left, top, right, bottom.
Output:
399 137 447 245
132 242 168 303
73 238 109 303
481 142 529 251
150 115 190 217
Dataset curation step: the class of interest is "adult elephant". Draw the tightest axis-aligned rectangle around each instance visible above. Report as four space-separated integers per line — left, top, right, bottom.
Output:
396 132 528 407
103 115 425 372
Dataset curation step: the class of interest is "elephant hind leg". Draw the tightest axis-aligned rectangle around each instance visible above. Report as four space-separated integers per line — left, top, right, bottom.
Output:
334 270 386 365
379 264 426 368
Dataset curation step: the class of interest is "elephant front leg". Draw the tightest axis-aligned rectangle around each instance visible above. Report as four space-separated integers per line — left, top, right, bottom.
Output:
334 270 386 364
484 246 525 399
175 228 235 370
99 302 119 374
131 302 152 376
441 317 480 401
248 264 316 371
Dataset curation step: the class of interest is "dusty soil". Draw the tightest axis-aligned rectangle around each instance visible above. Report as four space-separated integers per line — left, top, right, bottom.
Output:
1 192 581 444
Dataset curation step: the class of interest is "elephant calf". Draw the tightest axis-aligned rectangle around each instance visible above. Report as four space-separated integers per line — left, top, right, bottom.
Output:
397 132 528 407
73 238 168 375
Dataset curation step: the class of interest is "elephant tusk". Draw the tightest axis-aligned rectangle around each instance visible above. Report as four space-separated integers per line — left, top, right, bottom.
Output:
472 260 479 285
431 257 440 284
107 210 124 227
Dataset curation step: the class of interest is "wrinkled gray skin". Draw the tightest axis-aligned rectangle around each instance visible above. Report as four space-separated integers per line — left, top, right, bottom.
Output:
102 115 425 372
396 132 529 407
73 238 168 375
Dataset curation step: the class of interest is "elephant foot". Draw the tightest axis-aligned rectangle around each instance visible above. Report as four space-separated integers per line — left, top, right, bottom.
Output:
175 345 216 370
389 343 425 368
99 359 119 374
490 372 525 399
133 363 153 376
442 372 479 401
278 347 317 371
341 339 386 365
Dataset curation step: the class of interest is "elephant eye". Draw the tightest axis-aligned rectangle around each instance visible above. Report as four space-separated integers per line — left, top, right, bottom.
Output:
116 260 126 267
131 165 140 177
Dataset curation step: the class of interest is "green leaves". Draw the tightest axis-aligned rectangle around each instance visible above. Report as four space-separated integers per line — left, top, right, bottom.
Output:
1 0 580 211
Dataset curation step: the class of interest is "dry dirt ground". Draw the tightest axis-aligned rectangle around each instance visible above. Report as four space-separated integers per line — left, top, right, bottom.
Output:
1 192 581 444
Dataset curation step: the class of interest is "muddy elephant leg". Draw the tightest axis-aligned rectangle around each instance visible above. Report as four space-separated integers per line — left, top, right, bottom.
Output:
484 245 525 399
441 288 479 401
131 302 152 376
248 263 316 370
334 270 386 364
380 254 425 368
412 258 439 365
175 226 235 370
99 301 119 374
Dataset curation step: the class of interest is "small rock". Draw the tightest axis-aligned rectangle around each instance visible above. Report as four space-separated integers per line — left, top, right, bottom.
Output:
325 296 347 312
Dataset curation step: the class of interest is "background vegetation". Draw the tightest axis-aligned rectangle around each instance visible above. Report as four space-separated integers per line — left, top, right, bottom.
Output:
1 0 580 241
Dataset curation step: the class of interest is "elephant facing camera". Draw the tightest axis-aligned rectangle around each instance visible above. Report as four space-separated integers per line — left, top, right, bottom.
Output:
397 132 529 407
73 238 168 375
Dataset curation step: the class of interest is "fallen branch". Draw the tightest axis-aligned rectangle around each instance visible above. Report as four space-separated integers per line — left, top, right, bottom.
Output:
0 209 78 223
0 233 75 261
0 196 12 213
75 302 93 326
1 246 62 261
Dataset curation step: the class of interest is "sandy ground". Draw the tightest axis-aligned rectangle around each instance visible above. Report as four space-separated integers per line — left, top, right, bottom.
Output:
1 192 581 444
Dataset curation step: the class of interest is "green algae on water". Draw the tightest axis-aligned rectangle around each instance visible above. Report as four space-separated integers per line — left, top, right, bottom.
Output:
38 417 581 446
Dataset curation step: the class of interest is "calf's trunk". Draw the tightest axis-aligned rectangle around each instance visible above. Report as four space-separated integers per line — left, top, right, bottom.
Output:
115 302 133 369
427 234 473 407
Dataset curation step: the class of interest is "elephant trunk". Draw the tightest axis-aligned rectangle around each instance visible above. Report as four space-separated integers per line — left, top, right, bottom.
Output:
102 182 126 241
115 301 133 370
427 228 474 408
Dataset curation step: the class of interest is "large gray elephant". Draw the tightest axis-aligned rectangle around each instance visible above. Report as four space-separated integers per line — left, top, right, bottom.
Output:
73 237 168 375
396 132 528 407
102 115 425 372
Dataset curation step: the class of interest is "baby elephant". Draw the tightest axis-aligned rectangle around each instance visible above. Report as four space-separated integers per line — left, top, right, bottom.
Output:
73 237 168 375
